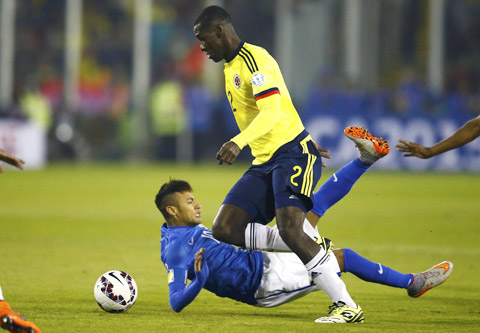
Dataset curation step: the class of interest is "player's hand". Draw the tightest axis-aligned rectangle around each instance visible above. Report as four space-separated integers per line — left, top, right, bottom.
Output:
0 149 25 173
396 139 432 159
312 140 330 168
216 141 241 165
194 248 205 272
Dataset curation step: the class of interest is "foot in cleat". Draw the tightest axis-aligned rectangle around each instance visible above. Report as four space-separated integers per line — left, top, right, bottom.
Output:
407 261 453 298
0 301 41 333
344 126 390 164
315 302 364 324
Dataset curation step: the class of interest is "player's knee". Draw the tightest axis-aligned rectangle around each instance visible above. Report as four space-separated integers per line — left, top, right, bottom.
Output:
212 218 244 246
277 222 304 243
211 220 230 240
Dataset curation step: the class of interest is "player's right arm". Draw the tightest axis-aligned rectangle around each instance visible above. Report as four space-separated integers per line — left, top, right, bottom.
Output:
396 115 480 158
166 247 209 312
0 149 25 173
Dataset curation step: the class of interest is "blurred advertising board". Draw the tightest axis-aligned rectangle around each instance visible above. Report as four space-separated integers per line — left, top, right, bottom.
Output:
0 120 47 169
306 115 480 171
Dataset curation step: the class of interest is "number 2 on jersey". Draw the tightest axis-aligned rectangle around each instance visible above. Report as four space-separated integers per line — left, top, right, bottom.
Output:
227 91 237 112
290 166 302 186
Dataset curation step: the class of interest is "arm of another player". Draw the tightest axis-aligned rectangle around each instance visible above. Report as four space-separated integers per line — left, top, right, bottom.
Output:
216 94 281 165
0 149 25 173
311 140 330 168
168 248 209 312
396 115 480 159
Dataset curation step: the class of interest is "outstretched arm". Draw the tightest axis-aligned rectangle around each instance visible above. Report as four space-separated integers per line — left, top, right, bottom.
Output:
0 149 25 173
168 248 209 312
396 115 480 159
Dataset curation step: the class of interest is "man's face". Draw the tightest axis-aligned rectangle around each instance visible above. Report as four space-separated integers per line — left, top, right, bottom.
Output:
172 191 202 226
194 23 224 63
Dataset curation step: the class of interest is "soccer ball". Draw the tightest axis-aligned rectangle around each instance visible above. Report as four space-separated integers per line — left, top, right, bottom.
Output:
94 270 138 313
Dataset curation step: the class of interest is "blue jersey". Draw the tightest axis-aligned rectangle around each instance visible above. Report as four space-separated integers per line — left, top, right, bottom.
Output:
160 223 264 305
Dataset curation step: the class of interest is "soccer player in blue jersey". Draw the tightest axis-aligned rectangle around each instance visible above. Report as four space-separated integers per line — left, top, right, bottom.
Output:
158 133 452 323
193 5 350 316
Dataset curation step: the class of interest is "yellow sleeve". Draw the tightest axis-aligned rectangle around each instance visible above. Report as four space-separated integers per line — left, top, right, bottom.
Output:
230 94 281 149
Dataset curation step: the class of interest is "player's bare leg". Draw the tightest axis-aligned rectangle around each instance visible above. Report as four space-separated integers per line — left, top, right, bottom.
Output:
212 204 251 247
275 206 358 312
275 206 319 262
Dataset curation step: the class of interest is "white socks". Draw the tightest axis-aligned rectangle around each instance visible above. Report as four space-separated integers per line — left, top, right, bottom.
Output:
305 249 356 308
245 220 356 307
0 285 3 300
245 218 320 251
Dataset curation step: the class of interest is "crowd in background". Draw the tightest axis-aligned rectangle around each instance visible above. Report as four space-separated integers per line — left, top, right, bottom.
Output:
1 0 479 161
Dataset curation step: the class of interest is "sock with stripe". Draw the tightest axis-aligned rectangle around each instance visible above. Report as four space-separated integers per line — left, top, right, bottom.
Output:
306 249 357 307
343 248 414 288
311 158 370 216
245 219 319 251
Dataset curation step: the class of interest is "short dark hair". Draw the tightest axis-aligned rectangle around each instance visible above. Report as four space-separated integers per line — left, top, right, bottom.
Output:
194 5 231 29
155 179 193 219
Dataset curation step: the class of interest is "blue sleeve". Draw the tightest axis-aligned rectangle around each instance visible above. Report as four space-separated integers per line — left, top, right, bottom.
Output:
168 259 209 312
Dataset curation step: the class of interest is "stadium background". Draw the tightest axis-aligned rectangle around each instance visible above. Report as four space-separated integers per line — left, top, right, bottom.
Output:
1 0 480 170
1 1 479 332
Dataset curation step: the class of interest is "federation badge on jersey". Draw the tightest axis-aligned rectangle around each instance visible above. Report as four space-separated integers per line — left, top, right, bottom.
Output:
233 74 241 89
252 73 266 87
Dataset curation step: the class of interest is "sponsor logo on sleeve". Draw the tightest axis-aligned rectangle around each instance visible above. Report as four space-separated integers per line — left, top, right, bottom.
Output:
251 73 266 87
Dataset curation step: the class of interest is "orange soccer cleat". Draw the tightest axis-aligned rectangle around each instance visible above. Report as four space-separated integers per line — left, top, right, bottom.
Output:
344 126 390 164
0 301 41 333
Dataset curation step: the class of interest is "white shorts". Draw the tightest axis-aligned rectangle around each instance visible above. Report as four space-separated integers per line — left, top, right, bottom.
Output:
254 250 341 308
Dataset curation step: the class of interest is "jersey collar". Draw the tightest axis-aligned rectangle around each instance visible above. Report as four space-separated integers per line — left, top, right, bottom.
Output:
226 41 245 63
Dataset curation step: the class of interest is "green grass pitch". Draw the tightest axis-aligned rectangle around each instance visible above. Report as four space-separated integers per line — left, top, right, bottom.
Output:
1 163 479 332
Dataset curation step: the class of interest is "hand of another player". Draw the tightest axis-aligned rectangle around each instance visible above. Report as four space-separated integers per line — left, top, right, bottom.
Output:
194 248 205 272
312 140 330 168
396 139 432 159
0 149 25 173
216 141 241 165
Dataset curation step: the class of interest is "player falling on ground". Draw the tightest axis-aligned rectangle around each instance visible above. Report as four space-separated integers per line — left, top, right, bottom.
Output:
193 5 340 316
0 152 41 332
396 115 480 158
158 128 452 323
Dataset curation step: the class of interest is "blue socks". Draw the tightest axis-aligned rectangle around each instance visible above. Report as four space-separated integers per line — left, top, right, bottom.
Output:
343 248 414 288
311 158 370 216
311 159 415 289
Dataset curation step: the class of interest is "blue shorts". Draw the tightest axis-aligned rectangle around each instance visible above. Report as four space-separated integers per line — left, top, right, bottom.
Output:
223 130 322 224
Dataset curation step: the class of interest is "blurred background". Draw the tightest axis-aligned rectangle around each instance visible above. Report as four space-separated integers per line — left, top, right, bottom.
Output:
1 0 479 171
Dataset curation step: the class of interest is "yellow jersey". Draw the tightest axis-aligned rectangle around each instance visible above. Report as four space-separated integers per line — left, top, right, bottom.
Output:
224 42 305 164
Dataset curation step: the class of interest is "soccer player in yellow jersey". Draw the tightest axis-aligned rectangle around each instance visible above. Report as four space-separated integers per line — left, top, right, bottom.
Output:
193 6 367 320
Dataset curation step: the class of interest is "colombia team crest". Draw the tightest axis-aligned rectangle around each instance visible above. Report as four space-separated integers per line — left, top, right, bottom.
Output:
233 74 241 88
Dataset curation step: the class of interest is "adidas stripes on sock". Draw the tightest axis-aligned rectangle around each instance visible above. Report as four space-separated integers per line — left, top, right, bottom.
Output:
306 249 357 307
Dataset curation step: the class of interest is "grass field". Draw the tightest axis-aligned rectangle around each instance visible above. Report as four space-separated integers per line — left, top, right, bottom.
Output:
1 162 479 332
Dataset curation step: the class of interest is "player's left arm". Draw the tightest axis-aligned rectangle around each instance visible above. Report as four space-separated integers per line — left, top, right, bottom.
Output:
0 148 25 173
167 248 209 312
